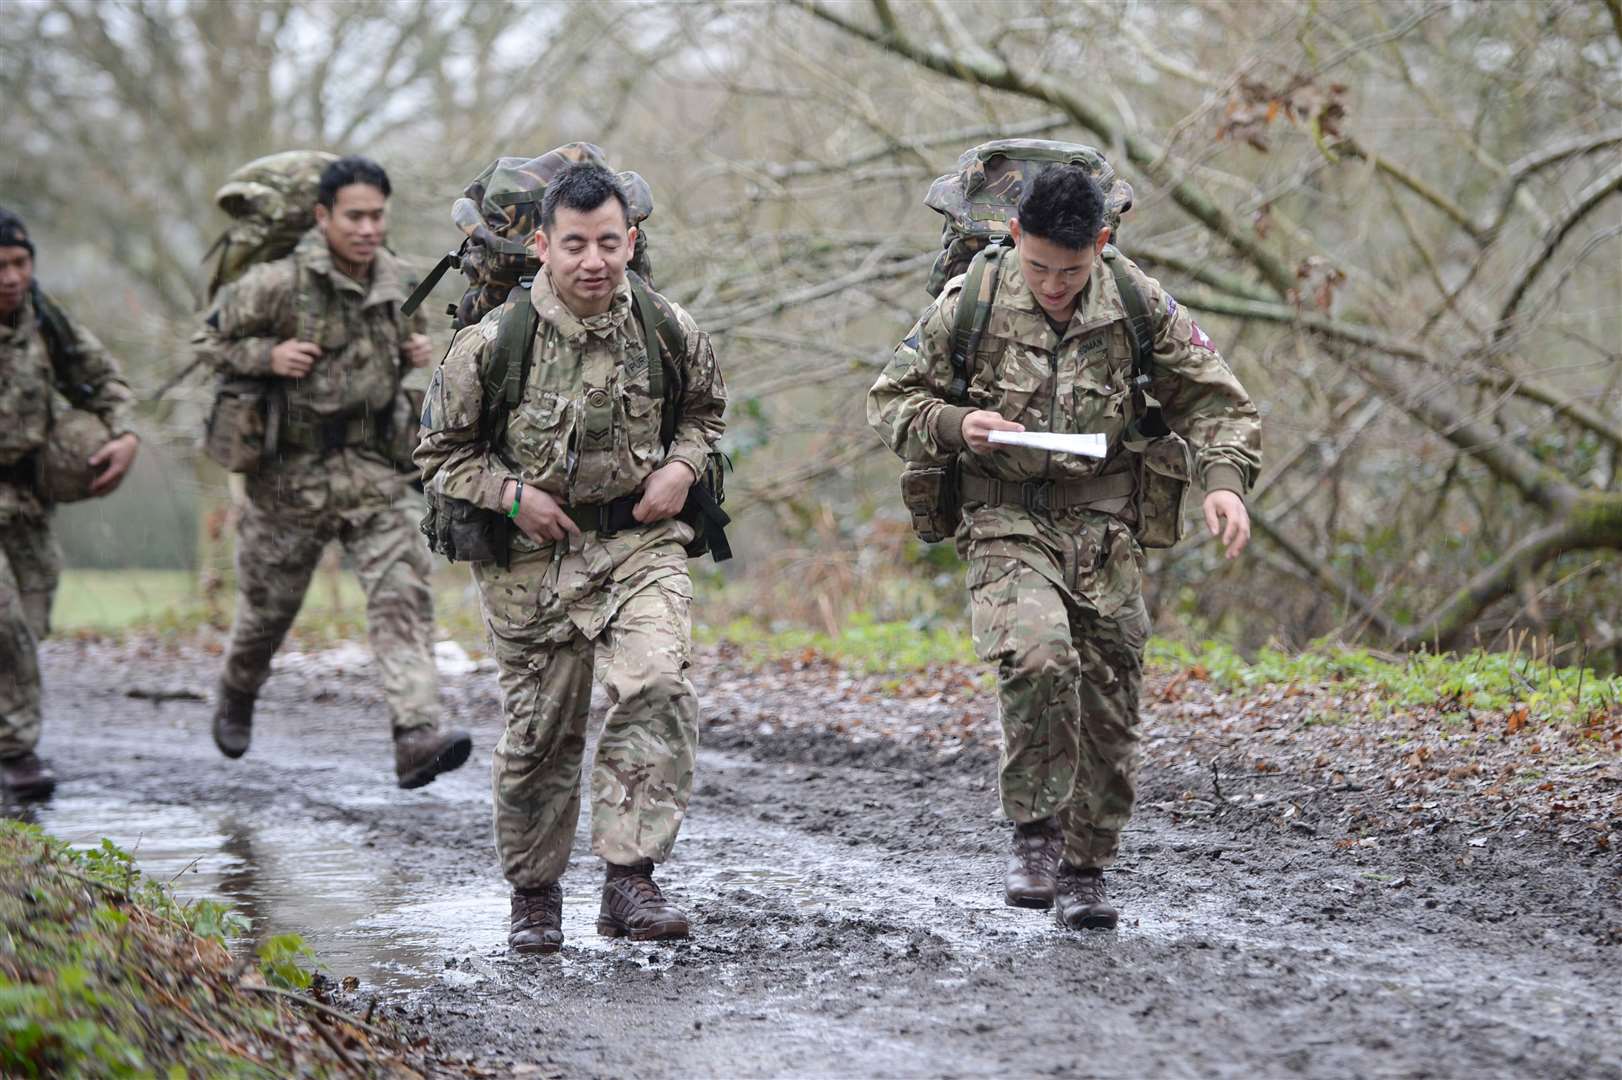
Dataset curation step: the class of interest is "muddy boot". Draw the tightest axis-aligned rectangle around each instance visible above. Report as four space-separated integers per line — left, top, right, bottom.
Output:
212 684 255 760
1054 863 1119 931
1005 816 1060 909
509 882 564 955
597 861 690 941
393 727 473 790
0 753 56 800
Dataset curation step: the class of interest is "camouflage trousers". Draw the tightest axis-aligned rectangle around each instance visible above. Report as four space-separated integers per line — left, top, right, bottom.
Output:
475 523 698 889
0 503 58 758
966 528 1150 869
222 450 438 733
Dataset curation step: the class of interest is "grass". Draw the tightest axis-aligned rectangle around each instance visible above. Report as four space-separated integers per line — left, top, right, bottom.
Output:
697 611 978 675
0 822 368 1079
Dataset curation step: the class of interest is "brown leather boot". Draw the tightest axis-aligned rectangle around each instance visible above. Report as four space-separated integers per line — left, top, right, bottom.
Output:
0 753 56 800
212 684 255 759
509 882 564 954
393 727 472 790
597 861 690 941
1055 862 1119 930
1005 816 1061 909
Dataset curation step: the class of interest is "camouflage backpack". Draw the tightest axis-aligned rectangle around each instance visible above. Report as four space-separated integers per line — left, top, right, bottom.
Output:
402 142 654 328
924 139 1135 297
202 150 337 300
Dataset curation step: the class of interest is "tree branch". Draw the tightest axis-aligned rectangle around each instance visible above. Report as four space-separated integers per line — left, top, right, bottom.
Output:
1496 159 1622 336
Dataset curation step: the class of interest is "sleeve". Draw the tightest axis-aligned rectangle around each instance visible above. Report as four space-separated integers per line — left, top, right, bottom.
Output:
662 302 727 482
190 261 295 378
1131 263 1262 497
865 282 974 463
57 311 137 439
411 317 515 513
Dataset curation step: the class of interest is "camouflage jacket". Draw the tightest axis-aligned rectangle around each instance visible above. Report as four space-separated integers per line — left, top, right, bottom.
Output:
0 292 136 480
415 270 726 514
193 228 423 420
869 249 1261 496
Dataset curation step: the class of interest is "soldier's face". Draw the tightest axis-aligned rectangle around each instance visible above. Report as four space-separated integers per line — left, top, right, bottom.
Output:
0 246 32 320
315 183 388 270
536 201 636 317
1010 220 1110 321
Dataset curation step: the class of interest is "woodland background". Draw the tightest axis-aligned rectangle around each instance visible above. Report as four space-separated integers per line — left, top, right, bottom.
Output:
3 0 1619 670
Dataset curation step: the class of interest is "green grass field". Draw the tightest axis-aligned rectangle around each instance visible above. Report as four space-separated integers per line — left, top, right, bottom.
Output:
52 567 487 644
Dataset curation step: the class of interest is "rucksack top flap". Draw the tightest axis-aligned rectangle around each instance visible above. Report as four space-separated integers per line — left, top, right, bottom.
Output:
213 150 337 219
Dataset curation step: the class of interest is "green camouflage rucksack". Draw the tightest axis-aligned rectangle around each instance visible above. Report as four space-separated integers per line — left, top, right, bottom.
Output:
202 150 337 300
924 139 1135 297
402 142 654 328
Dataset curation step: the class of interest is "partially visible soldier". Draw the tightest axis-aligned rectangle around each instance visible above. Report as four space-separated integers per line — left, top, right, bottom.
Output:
868 166 1261 931
416 162 726 953
195 156 472 789
0 207 141 799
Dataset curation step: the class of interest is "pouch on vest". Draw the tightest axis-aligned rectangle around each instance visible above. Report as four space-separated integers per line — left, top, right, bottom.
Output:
202 379 278 474
421 491 510 565
1133 431 1193 548
899 458 961 544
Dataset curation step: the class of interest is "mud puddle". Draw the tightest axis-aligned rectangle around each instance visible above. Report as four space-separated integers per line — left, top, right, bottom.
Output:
34 784 508 992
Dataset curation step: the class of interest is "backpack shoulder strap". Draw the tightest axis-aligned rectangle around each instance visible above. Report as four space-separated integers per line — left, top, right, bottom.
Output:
482 284 541 447
1103 246 1169 439
946 238 1009 403
30 283 93 407
627 271 687 449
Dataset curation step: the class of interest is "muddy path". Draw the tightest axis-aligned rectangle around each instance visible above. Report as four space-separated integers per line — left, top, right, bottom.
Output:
21 639 1620 1079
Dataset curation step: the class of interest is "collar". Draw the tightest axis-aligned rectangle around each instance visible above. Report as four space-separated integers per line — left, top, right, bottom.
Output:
529 270 632 343
998 250 1111 342
0 293 34 344
294 227 407 309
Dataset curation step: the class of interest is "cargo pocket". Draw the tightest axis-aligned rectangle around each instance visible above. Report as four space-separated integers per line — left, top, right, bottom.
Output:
620 386 663 470
1084 520 1143 618
1135 434 1194 549
473 559 552 645
510 391 571 478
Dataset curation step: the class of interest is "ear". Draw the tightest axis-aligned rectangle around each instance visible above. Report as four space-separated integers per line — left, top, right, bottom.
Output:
1007 218 1022 245
1095 225 1111 254
625 224 638 254
533 227 549 265
314 203 330 231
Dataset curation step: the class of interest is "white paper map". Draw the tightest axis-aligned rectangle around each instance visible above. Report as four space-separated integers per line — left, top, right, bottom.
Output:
986 430 1108 458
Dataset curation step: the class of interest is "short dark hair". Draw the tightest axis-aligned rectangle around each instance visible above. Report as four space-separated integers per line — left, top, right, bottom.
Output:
317 156 391 208
541 163 629 232
1015 165 1106 250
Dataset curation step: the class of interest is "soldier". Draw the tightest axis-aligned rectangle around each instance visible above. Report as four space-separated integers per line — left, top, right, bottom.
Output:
197 156 472 789
868 165 1261 930
416 162 726 953
0 207 141 799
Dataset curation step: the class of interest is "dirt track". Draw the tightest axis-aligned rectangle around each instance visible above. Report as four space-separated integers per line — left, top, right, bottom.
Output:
20 638 1621 1079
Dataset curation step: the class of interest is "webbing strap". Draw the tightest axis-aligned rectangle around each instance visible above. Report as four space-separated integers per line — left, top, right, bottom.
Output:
401 248 461 317
947 239 1008 402
485 285 540 449
1104 247 1169 441
959 470 1137 515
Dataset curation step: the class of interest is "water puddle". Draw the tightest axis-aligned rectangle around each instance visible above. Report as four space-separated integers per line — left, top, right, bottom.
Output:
32 789 501 993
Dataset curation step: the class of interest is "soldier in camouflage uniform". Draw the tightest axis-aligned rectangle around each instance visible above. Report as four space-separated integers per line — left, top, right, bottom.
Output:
0 208 141 800
869 166 1261 930
195 157 472 789
416 163 726 953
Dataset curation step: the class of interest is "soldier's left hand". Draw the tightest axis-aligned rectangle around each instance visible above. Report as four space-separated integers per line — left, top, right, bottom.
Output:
634 462 695 524
1203 490 1250 560
401 333 434 368
88 433 140 497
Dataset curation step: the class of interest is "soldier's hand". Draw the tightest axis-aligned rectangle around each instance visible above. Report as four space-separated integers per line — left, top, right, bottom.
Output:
1203 490 1251 560
633 462 695 524
88 432 140 496
400 333 433 369
503 479 580 543
270 339 321 378
961 409 1025 454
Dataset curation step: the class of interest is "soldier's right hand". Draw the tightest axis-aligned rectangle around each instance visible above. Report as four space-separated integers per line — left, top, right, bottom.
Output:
961 409 1025 454
269 339 322 378
502 479 582 544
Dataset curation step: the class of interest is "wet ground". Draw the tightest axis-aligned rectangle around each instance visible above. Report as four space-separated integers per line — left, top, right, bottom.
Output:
20 638 1621 1079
